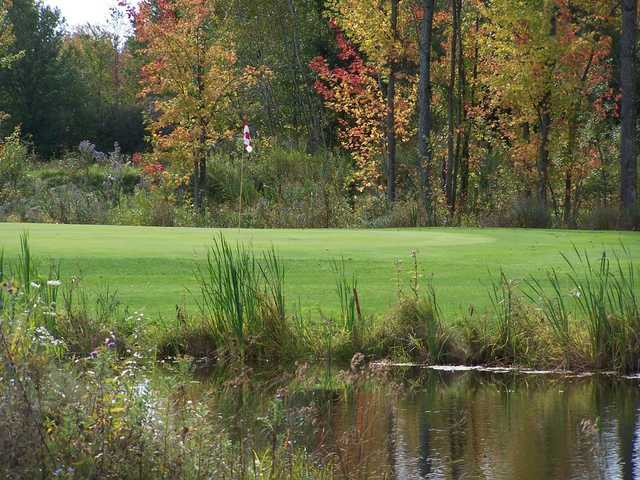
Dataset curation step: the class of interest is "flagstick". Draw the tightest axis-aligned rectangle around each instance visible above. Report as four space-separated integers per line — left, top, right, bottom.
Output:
238 150 244 229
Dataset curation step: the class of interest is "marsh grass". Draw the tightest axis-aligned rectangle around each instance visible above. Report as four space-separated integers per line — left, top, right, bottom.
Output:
196 235 299 365
489 271 528 362
374 254 454 364
332 258 366 348
557 248 637 371
0 235 135 359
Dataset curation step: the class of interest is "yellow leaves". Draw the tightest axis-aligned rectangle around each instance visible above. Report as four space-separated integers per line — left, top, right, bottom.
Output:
327 0 417 70
137 0 255 171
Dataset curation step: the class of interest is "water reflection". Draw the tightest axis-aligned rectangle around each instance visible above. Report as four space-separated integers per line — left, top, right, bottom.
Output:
300 371 640 480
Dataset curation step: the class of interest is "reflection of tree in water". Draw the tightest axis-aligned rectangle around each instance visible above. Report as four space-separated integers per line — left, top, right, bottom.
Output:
267 371 640 479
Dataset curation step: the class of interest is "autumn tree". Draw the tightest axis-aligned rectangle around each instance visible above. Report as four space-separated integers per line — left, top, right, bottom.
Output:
327 0 418 203
0 0 19 69
310 21 414 195
136 0 261 211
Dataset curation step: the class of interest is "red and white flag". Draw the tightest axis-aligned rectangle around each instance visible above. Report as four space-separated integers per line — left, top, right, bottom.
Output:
243 122 253 153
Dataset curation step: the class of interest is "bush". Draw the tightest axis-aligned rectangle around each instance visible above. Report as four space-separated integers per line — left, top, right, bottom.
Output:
586 206 620 230
620 205 640 231
38 184 109 224
510 197 552 228
0 128 29 193
194 236 300 365
357 195 421 228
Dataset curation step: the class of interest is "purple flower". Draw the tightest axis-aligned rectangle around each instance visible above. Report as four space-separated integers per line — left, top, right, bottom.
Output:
104 333 117 349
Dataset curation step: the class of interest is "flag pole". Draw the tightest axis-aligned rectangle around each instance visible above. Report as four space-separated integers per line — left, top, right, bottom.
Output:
238 150 244 229
239 116 252 230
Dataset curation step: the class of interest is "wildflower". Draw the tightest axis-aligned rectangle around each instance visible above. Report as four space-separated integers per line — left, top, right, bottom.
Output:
30 282 40 289
105 333 117 349
47 280 62 287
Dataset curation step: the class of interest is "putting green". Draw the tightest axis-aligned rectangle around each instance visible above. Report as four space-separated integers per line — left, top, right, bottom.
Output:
0 223 637 320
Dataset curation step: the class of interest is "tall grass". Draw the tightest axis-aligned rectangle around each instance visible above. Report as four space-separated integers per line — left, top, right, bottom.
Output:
332 258 364 347
562 248 639 371
196 235 296 364
3 233 640 373
198 235 260 355
525 268 570 349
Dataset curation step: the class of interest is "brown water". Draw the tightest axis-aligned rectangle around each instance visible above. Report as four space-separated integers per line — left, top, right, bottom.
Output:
217 368 640 480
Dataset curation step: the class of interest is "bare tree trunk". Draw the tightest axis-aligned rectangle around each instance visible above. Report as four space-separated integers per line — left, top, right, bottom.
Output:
459 11 478 213
194 31 207 213
620 0 638 216
417 0 436 224
386 0 399 203
287 0 325 152
535 7 558 210
563 169 572 227
445 0 459 215
452 0 465 219
537 93 551 207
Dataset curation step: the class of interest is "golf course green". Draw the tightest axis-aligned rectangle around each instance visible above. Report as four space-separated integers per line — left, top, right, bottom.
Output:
0 222 637 319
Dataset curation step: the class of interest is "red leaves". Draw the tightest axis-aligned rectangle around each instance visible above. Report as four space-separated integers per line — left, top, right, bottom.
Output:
309 21 376 100
143 162 166 176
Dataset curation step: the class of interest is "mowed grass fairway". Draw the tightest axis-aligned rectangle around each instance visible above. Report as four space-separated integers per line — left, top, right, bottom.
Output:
0 222 638 320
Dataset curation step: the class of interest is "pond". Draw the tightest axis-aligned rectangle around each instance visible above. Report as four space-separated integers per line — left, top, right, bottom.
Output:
195 367 640 480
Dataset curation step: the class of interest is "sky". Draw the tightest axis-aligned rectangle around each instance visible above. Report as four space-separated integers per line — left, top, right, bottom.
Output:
43 0 138 28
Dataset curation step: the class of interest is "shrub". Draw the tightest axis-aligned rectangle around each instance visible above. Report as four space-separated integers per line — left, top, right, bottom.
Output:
357 195 421 228
0 127 29 193
586 206 619 230
38 184 109 224
510 197 552 228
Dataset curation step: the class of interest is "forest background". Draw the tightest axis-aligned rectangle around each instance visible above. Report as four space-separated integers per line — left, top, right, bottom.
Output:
0 0 638 230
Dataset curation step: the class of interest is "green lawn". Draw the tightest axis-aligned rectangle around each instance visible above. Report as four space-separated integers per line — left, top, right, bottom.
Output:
0 223 637 320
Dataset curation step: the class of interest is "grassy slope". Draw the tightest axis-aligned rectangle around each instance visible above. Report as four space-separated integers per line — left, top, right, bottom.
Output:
0 223 637 320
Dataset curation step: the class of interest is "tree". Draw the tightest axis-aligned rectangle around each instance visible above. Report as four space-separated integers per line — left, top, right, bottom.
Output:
0 0 22 127
386 0 399 202
0 0 20 69
64 13 145 153
0 0 84 155
231 0 330 151
417 0 436 223
310 21 414 195
620 0 637 215
327 0 417 202
135 0 263 211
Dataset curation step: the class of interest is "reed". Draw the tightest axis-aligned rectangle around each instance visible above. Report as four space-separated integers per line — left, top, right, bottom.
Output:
332 257 364 347
562 248 639 371
196 234 296 364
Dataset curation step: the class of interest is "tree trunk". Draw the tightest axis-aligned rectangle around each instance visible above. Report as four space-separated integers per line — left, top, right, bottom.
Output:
194 125 207 212
194 32 207 214
417 0 436 224
459 11 478 212
537 93 551 207
452 0 465 219
563 169 572 227
445 0 459 214
386 0 399 203
620 0 638 215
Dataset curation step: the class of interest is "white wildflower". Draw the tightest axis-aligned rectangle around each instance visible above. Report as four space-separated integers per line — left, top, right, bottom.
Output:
47 280 62 287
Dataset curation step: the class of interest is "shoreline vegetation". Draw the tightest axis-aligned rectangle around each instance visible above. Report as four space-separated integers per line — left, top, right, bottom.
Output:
1 232 638 373
1 233 639 478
